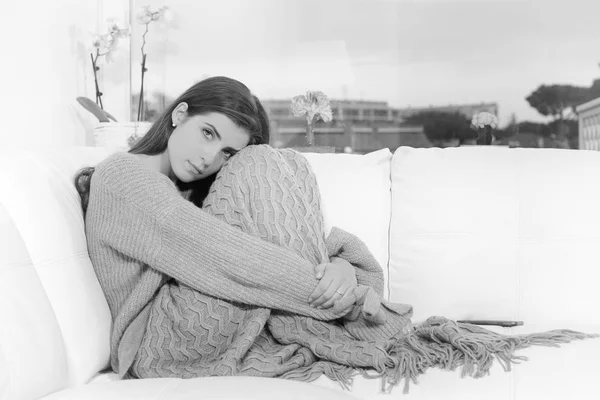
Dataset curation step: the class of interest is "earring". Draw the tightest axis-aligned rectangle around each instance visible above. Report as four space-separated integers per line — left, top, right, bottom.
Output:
172 122 176 127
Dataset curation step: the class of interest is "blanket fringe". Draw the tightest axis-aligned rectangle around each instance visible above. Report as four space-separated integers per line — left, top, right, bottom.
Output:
379 317 598 394
281 361 358 391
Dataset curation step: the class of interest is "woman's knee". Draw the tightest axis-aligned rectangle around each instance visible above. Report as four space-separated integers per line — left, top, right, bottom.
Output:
223 144 287 177
235 144 278 160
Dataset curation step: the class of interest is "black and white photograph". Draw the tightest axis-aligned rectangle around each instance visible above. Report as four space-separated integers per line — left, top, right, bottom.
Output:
1 1 599 399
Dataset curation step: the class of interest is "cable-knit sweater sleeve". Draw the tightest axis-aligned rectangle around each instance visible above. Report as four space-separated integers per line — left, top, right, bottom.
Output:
93 153 346 320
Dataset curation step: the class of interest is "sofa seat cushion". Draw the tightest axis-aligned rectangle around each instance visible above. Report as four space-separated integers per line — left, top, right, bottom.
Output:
65 372 511 400
63 323 599 400
81 324 514 400
39 376 360 400
56 362 513 400
511 323 599 400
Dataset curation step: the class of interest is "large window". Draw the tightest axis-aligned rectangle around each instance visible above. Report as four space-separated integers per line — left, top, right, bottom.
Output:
129 0 600 153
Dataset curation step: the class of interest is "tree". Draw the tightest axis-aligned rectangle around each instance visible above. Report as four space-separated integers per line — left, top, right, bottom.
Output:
525 84 592 149
404 111 475 145
525 84 589 121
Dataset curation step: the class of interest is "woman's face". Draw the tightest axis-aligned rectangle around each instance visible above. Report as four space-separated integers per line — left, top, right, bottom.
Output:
168 105 250 183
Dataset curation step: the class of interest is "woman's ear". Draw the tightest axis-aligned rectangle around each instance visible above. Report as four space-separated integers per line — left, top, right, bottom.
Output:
171 102 189 127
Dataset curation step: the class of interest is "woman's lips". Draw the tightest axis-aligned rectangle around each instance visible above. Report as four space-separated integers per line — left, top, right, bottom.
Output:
188 160 203 175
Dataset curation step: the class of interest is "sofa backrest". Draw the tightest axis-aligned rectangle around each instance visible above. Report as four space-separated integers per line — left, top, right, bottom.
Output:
0 146 114 400
0 146 392 399
303 148 392 295
388 146 600 327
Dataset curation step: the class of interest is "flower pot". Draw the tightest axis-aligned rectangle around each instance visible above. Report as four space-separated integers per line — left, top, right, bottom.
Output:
93 122 152 151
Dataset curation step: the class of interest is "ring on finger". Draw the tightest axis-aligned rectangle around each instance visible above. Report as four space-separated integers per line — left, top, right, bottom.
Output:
335 289 344 296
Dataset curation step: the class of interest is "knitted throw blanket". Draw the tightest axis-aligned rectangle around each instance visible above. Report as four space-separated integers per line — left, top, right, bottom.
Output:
131 145 596 393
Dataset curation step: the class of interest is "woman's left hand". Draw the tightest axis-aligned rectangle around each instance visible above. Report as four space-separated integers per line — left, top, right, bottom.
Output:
309 257 357 309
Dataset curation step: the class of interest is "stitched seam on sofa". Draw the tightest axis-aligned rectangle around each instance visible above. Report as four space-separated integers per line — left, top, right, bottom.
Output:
513 150 521 400
27 251 91 269
0 261 36 272
515 236 600 244
405 232 473 237
386 150 393 301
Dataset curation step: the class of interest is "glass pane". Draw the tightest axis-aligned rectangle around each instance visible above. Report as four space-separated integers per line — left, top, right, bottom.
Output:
130 0 600 152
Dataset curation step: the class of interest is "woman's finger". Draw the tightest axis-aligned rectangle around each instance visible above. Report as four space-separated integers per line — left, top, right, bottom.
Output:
334 286 356 313
320 286 347 309
313 283 344 309
309 277 333 306
310 279 339 308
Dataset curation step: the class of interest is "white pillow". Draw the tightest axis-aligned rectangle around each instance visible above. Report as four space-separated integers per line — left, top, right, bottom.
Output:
389 146 600 326
303 149 392 298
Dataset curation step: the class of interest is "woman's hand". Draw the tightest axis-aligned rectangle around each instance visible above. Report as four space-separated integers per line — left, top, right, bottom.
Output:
309 257 357 309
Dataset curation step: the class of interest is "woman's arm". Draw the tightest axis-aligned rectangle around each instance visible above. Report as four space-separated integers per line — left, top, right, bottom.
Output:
92 153 346 320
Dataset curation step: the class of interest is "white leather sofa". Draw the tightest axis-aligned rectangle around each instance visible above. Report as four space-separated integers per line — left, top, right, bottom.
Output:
1 145 598 400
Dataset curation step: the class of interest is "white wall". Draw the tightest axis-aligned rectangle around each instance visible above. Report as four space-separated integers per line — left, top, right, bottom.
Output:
0 0 129 149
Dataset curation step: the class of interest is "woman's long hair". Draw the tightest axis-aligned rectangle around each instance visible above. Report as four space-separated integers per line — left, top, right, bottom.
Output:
74 76 270 214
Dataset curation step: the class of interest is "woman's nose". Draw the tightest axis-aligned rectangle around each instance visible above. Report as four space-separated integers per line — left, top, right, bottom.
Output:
201 151 218 169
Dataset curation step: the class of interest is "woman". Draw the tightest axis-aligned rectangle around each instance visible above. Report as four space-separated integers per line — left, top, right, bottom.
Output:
75 76 389 382
75 76 591 392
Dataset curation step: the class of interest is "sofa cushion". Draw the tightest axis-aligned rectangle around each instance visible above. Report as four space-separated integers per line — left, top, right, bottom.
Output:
510 323 600 400
40 376 360 400
84 367 511 400
0 203 68 400
76 340 514 400
303 148 392 297
0 146 115 399
388 146 600 328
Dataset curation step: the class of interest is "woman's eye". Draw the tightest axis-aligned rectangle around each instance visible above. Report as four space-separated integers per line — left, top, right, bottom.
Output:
223 150 233 160
203 129 214 139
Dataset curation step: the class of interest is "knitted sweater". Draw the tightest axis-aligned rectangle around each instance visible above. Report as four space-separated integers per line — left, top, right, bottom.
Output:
86 149 404 378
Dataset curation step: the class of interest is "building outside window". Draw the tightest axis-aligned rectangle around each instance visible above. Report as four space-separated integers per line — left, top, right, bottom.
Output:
577 98 600 151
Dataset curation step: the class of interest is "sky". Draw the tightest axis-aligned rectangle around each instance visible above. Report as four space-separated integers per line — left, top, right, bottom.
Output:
131 0 600 127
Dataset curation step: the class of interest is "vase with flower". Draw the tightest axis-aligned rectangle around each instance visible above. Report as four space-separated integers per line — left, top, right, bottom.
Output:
470 112 499 146
290 91 334 152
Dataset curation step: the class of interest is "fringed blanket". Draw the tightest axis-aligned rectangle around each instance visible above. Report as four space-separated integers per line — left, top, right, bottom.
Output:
131 144 596 393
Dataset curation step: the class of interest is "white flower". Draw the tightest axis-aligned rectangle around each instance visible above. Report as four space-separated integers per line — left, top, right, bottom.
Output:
153 6 168 21
136 6 153 24
291 91 333 124
91 34 103 49
471 111 498 129
136 5 169 24
160 7 174 23
107 21 128 38
91 33 111 53
108 22 120 35
91 21 129 56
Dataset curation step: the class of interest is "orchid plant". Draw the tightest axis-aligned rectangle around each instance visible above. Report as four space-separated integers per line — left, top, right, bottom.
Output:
90 21 129 110
135 5 171 121
291 91 333 146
